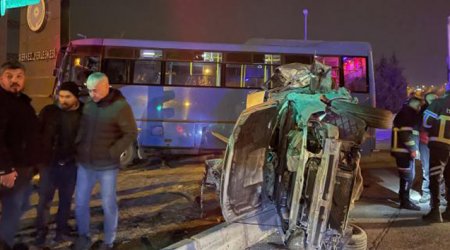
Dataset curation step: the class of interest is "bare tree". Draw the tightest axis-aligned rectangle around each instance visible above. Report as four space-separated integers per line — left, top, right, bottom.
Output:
375 54 408 113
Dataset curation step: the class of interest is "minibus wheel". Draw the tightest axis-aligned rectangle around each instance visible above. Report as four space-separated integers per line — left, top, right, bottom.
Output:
120 144 137 166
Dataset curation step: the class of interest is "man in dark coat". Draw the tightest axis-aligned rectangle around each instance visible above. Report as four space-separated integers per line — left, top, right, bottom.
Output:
73 72 137 250
34 82 83 246
0 61 40 248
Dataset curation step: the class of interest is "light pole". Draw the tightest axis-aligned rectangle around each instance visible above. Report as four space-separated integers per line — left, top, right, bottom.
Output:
303 9 308 41
447 16 449 83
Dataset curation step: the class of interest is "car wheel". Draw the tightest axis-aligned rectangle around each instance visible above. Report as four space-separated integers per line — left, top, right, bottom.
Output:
331 100 393 129
120 144 137 166
343 224 367 250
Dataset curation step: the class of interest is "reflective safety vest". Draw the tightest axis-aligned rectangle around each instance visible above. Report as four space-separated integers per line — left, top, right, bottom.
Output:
391 105 420 155
391 126 419 154
423 95 450 147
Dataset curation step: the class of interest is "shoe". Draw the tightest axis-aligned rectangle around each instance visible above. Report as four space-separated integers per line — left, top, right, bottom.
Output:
440 197 448 206
400 200 421 211
98 243 115 250
34 232 47 247
72 235 91 250
442 209 450 222
53 232 73 243
11 243 29 250
423 208 443 223
419 193 431 203
0 240 11 250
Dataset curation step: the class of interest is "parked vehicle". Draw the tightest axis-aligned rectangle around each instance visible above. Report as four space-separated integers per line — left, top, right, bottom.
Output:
53 38 378 165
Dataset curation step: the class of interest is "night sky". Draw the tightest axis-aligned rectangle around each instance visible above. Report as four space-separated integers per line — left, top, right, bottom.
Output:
69 0 450 85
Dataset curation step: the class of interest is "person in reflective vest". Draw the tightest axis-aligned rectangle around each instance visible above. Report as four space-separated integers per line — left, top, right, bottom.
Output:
418 92 441 203
391 97 422 211
422 83 450 222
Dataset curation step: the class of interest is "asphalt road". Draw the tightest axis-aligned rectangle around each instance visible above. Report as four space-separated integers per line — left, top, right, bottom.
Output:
12 151 450 250
16 155 223 249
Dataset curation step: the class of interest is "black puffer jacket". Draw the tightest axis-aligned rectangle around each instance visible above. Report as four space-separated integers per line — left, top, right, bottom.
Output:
39 103 83 166
76 88 137 170
0 88 40 176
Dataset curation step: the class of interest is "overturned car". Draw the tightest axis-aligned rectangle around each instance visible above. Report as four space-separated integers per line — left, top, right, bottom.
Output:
206 61 392 249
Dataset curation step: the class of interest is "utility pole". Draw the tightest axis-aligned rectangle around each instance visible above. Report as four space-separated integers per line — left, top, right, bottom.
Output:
303 9 308 41
447 16 450 82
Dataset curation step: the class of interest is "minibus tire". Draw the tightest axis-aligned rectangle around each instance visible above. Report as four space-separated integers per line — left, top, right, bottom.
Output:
120 144 137 166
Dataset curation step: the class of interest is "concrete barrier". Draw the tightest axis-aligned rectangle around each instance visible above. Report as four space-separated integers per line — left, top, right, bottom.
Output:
163 207 281 250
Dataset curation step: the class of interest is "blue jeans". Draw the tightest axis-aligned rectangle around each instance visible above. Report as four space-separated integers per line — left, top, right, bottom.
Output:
36 163 77 235
0 169 32 247
75 165 118 245
419 142 430 195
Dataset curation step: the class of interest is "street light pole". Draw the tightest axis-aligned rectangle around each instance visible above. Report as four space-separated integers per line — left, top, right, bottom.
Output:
447 16 450 83
303 9 308 41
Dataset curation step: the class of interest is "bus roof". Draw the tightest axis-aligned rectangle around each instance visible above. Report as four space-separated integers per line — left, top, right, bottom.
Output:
69 38 373 56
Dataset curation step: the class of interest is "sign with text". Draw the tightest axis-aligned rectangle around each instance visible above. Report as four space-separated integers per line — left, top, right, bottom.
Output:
18 48 56 62
1 0 39 16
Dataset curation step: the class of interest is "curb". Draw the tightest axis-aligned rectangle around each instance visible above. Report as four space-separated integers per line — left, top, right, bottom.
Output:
163 207 280 250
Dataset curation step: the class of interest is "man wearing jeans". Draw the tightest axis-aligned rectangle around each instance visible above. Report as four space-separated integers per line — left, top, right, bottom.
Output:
73 72 137 250
0 61 41 249
35 82 83 246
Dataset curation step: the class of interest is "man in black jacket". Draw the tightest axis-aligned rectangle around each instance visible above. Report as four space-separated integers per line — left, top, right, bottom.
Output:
391 97 422 211
0 61 40 248
34 82 83 246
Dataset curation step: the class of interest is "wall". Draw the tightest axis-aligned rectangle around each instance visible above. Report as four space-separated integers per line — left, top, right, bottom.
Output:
0 14 6 64
19 0 61 111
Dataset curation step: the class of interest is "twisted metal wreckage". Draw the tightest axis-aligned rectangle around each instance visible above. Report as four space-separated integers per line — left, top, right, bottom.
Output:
205 61 393 249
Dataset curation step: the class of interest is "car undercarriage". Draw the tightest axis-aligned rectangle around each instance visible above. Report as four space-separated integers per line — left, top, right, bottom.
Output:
205 61 392 249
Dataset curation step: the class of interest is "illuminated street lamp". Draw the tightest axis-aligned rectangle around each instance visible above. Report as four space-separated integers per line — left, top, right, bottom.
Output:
303 9 308 40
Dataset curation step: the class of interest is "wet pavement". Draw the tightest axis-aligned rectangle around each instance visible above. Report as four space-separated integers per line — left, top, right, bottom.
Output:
12 151 450 250
16 155 223 249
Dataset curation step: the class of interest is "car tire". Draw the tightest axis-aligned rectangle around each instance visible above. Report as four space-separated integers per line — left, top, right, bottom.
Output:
331 100 393 129
343 224 367 250
120 143 137 167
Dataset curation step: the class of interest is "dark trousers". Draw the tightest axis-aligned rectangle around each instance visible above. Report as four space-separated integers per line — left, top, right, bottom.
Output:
429 146 450 209
395 154 415 202
35 162 77 236
0 168 33 247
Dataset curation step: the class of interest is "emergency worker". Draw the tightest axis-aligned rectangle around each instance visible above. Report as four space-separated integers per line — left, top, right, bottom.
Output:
391 97 422 211
418 92 438 203
422 83 450 222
